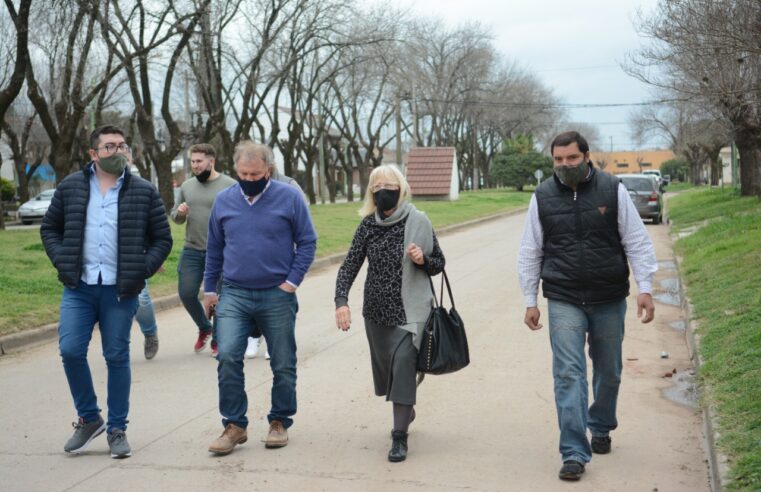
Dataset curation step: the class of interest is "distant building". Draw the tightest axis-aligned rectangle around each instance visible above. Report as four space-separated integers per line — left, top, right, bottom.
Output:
589 149 676 175
405 147 459 200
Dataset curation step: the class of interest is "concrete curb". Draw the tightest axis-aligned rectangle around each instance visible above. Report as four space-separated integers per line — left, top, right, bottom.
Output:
0 207 526 356
672 242 728 492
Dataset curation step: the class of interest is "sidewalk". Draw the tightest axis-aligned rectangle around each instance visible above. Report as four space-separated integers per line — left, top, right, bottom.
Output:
0 211 711 491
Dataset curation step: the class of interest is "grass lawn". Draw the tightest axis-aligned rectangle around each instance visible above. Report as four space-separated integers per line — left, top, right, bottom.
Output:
0 188 531 336
664 182 695 193
668 188 761 490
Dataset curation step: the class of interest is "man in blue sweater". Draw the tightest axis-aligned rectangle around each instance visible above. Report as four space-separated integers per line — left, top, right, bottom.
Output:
203 141 317 455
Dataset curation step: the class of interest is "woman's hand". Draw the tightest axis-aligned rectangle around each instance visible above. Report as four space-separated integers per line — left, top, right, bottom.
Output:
336 306 351 331
406 243 424 265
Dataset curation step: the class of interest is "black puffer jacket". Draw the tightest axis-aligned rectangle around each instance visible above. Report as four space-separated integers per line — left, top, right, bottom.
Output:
41 163 172 297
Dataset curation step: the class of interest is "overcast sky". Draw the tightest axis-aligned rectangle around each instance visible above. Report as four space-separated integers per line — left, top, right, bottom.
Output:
378 0 664 151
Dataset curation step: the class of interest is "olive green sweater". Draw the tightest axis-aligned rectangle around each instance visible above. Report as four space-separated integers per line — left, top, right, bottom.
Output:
170 173 236 251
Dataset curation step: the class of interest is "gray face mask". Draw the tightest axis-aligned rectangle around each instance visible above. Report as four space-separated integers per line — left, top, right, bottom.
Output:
555 161 589 188
98 153 128 175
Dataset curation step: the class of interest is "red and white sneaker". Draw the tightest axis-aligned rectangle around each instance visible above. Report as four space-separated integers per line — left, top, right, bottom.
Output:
194 330 212 353
210 340 218 358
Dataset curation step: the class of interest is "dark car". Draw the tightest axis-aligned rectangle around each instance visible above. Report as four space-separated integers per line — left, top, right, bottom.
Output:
618 174 663 224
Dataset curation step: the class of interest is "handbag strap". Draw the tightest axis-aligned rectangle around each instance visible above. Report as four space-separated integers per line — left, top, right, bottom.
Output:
427 269 456 309
427 274 440 308
441 269 455 308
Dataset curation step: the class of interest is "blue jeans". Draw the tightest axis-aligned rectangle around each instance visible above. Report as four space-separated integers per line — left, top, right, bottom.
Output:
135 285 157 337
58 282 138 433
547 298 626 464
216 283 298 429
177 248 213 337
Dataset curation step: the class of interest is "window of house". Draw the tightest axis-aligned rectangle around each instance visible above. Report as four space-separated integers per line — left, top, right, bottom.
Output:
616 163 628 168
641 162 652 167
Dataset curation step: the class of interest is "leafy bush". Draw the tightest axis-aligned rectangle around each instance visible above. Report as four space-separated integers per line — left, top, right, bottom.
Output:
1 178 16 201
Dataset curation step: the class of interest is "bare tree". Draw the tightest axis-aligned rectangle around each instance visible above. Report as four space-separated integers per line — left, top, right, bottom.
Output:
23 0 188 184
629 99 729 184
1 107 49 202
628 0 761 195
100 0 209 210
324 8 403 198
0 0 31 124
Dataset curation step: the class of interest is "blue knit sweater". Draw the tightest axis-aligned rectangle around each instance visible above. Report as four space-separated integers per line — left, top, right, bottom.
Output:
204 180 317 292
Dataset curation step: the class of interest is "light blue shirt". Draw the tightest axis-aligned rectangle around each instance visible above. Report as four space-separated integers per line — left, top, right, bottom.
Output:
81 169 124 285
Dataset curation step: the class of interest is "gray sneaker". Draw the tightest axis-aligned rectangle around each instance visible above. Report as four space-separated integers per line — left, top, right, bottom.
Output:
64 416 106 453
144 335 159 360
107 429 132 459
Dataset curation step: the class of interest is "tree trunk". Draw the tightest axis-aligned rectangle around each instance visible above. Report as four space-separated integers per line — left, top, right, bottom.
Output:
735 139 761 196
153 155 175 210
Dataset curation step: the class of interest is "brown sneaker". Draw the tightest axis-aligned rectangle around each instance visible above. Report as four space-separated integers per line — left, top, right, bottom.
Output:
208 424 247 455
265 420 288 448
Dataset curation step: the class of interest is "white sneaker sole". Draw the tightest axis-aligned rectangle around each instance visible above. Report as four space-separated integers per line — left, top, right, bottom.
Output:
111 450 132 459
66 421 106 454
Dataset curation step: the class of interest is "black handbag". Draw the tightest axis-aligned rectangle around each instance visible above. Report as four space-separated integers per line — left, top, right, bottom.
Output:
416 270 470 375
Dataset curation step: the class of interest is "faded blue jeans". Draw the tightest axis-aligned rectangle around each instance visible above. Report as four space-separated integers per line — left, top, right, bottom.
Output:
547 298 627 464
135 285 157 336
58 281 138 433
215 283 298 429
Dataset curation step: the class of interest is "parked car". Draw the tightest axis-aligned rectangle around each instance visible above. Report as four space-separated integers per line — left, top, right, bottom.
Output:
17 189 56 225
618 174 663 224
642 169 667 191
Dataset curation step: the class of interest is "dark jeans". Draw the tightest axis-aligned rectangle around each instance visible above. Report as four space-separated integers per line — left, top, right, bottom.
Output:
177 247 215 338
216 283 298 429
58 281 138 432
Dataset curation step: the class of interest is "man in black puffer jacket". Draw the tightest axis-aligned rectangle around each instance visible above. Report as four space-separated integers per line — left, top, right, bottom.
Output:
41 125 172 459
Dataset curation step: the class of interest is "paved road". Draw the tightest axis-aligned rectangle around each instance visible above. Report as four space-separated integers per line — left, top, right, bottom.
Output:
0 212 710 491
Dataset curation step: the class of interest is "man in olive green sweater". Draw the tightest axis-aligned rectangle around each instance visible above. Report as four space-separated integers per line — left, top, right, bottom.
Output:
171 144 236 355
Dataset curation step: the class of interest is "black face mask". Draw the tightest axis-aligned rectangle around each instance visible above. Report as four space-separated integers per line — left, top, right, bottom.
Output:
239 176 269 197
374 189 400 214
196 169 212 183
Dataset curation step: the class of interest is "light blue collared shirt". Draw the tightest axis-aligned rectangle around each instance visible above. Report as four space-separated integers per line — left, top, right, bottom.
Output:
81 168 124 285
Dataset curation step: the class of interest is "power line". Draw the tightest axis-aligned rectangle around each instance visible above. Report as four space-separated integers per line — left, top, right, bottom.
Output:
414 97 685 109
535 64 621 72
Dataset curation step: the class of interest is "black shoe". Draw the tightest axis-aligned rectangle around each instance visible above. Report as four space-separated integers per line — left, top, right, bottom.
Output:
591 435 611 454
388 430 408 462
558 460 585 481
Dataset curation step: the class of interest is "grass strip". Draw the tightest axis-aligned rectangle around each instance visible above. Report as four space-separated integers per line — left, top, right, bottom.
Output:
0 188 530 336
669 188 761 490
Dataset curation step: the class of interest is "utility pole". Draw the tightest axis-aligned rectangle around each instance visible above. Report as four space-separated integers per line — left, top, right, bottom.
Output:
471 117 478 190
183 71 191 179
317 112 327 205
395 93 403 172
412 85 418 147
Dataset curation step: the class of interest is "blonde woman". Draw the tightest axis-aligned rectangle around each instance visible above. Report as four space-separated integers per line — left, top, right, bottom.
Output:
334 164 445 462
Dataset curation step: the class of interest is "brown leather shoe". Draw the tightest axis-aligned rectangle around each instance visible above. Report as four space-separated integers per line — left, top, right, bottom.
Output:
208 424 247 455
265 420 288 448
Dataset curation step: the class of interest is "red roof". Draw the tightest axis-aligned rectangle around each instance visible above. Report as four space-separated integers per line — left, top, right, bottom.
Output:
406 147 456 196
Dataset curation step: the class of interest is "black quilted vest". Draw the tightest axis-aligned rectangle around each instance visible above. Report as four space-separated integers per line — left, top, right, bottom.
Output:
535 165 629 305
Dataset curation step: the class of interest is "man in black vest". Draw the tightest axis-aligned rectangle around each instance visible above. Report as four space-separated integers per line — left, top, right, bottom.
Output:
517 131 657 481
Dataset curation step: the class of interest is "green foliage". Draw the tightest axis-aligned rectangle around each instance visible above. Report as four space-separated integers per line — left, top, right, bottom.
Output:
670 189 761 490
491 134 553 191
1 178 16 201
660 158 688 182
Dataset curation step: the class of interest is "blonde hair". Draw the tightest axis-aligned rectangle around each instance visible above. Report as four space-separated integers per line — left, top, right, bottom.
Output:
358 164 412 217
233 141 275 168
